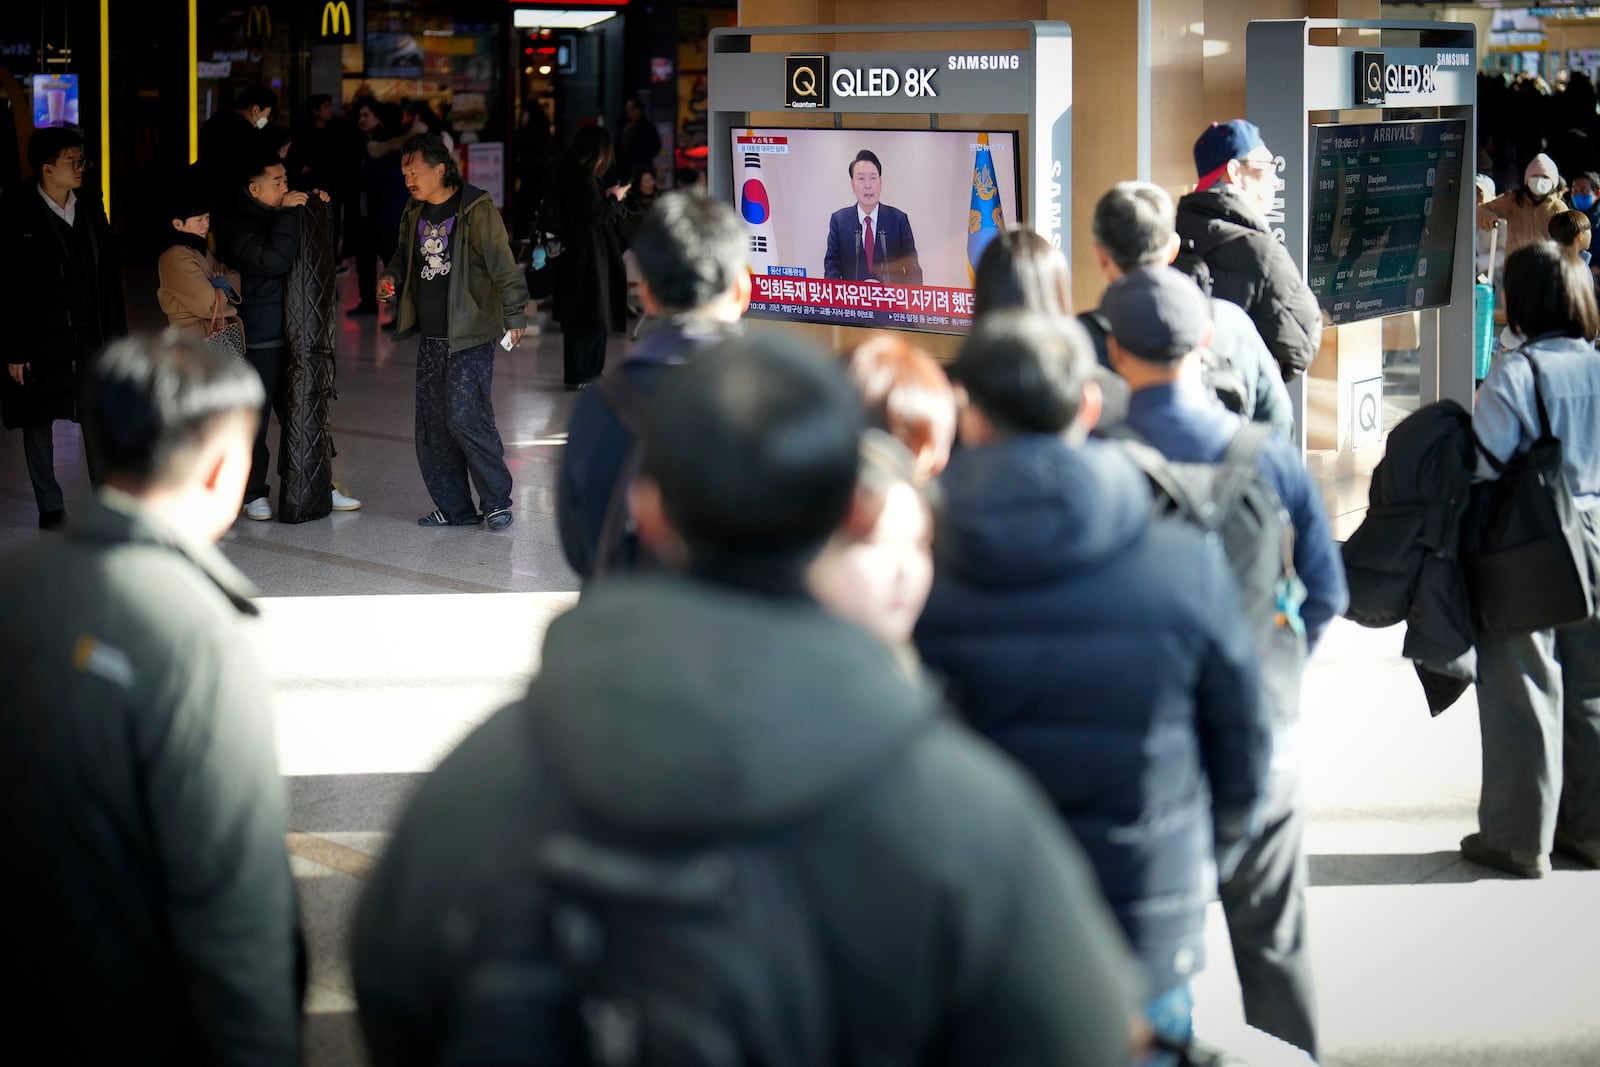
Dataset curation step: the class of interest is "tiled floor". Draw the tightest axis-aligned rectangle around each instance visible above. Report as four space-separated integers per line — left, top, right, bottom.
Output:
1 274 1596 1065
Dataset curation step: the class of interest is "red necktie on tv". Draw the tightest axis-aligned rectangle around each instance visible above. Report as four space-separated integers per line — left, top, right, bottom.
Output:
864 215 875 274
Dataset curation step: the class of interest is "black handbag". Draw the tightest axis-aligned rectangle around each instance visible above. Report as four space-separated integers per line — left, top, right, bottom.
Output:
1462 347 1596 634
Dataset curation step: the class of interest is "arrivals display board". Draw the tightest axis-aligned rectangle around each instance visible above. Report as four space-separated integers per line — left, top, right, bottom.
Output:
1306 119 1467 325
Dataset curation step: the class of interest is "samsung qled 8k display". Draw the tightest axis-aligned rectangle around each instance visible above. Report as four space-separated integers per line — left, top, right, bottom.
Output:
731 127 1021 334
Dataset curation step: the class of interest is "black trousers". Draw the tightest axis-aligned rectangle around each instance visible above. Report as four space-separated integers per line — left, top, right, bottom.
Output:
562 328 607 386
21 420 100 516
415 338 513 519
244 345 286 504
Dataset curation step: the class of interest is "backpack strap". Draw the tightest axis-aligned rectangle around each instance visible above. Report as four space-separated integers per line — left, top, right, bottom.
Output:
592 370 654 578
1102 425 1217 528
1222 422 1297 579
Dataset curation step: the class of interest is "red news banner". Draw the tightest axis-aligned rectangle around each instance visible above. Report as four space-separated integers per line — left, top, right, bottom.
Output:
749 275 976 330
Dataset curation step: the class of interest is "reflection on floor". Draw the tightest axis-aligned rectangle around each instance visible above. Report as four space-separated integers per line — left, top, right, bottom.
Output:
1 281 1595 1066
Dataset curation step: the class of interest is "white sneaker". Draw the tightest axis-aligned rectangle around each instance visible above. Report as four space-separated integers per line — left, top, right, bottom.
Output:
243 497 273 521
331 487 363 512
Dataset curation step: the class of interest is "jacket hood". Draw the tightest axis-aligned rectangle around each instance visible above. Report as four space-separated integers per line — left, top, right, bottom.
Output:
529 576 936 835
1177 185 1268 235
936 436 1150 588
68 489 260 615
400 183 492 222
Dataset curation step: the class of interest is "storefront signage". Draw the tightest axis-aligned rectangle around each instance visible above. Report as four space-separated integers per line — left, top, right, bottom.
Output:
246 5 272 38
319 1 356 42
832 66 938 100
198 61 233 79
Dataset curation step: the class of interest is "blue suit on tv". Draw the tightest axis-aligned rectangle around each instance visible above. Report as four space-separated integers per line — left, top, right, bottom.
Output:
824 205 923 285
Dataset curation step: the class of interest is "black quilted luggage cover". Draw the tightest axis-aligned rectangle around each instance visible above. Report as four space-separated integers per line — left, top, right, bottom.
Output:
278 196 336 523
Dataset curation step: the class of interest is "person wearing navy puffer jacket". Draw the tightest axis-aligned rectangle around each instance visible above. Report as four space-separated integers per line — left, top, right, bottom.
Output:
915 312 1271 1052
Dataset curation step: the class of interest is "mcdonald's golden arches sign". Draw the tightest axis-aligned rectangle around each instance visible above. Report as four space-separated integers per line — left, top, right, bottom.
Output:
319 0 356 42
245 5 272 38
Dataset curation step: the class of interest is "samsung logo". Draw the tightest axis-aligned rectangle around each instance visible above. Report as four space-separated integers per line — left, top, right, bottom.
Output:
1437 52 1472 67
947 54 1021 71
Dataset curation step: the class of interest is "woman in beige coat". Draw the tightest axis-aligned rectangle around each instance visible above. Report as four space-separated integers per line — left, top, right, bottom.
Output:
157 187 242 339
1478 153 1568 260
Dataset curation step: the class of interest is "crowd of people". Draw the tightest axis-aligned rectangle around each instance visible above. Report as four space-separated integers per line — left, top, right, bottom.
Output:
1 92 1599 1067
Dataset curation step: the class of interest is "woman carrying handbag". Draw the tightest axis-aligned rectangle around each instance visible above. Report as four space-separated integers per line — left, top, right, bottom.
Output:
1464 240 1600 878
157 182 246 362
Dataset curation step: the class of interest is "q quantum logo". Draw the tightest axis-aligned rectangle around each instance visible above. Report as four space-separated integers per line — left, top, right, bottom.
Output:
1355 50 1386 106
784 55 830 110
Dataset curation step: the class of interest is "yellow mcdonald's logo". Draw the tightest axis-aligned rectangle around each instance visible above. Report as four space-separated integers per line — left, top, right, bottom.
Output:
245 5 272 36
321 0 352 38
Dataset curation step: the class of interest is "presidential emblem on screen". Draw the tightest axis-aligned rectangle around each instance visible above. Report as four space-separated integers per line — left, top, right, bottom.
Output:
1355 50 1386 107
784 55 830 110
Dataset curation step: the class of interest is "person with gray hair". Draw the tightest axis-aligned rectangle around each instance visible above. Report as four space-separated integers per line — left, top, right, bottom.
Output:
1084 180 1292 437
558 191 753 578
0 332 302 1065
379 132 529 530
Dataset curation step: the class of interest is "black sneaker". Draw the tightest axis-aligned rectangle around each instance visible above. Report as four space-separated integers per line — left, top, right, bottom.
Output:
417 509 484 527
38 509 65 531
485 507 513 531
1460 833 1550 879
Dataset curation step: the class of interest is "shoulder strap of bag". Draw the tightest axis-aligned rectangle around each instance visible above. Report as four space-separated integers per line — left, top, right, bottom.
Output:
592 370 654 576
1476 342 1557 474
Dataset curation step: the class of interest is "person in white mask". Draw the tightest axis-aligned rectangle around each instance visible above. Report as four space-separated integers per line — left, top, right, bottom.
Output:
1479 152 1568 260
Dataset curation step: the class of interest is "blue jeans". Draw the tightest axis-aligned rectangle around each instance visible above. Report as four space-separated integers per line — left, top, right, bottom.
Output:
414 338 513 520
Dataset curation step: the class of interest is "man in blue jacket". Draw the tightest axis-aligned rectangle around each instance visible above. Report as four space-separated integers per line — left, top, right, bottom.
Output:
1101 263 1349 1060
915 311 1270 1050
823 150 922 285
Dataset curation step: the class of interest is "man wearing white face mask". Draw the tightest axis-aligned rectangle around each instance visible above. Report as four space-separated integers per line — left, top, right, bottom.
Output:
1479 152 1568 261
198 85 278 212
1176 119 1323 383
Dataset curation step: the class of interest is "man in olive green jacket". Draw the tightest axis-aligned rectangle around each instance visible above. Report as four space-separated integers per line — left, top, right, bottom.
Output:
380 133 529 531
0 334 302 1065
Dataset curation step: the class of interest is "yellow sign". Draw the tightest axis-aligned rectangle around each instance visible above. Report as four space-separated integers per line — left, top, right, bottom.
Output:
320 1 351 39
246 4 272 37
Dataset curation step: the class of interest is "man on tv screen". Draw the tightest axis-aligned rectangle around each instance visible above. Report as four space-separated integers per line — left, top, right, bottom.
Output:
824 150 922 285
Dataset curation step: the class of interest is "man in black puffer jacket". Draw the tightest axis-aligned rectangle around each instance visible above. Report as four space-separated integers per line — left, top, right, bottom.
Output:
916 312 1270 1053
1176 120 1323 382
216 154 329 521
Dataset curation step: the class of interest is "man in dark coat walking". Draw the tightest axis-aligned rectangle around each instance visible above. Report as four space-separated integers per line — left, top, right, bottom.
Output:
915 312 1270 1051
1176 120 1322 381
354 334 1144 1066
0 332 302 1065
0 127 127 529
557 191 750 579
198 85 277 209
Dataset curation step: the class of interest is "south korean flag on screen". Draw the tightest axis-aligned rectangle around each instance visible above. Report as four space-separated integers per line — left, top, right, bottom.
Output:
738 140 779 275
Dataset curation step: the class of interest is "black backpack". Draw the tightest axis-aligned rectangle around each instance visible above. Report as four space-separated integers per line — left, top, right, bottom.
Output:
433 713 934 1066
1112 424 1308 722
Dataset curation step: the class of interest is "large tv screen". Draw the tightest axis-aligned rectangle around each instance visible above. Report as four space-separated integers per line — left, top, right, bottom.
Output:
1306 119 1467 325
730 127 1021 334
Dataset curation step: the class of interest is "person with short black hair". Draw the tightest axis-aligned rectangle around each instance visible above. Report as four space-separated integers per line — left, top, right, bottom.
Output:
354 331 1143 1066
970 227 1130 425
915 310 1270 1053
379 133 528 530
216 153 339 521
1468 241 1600 881
0 331 303 1066
557 191 751 578
1089 180 1292 436
198 84 278 206
824 149 922 284
156 173 242 341
0 125 127 529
